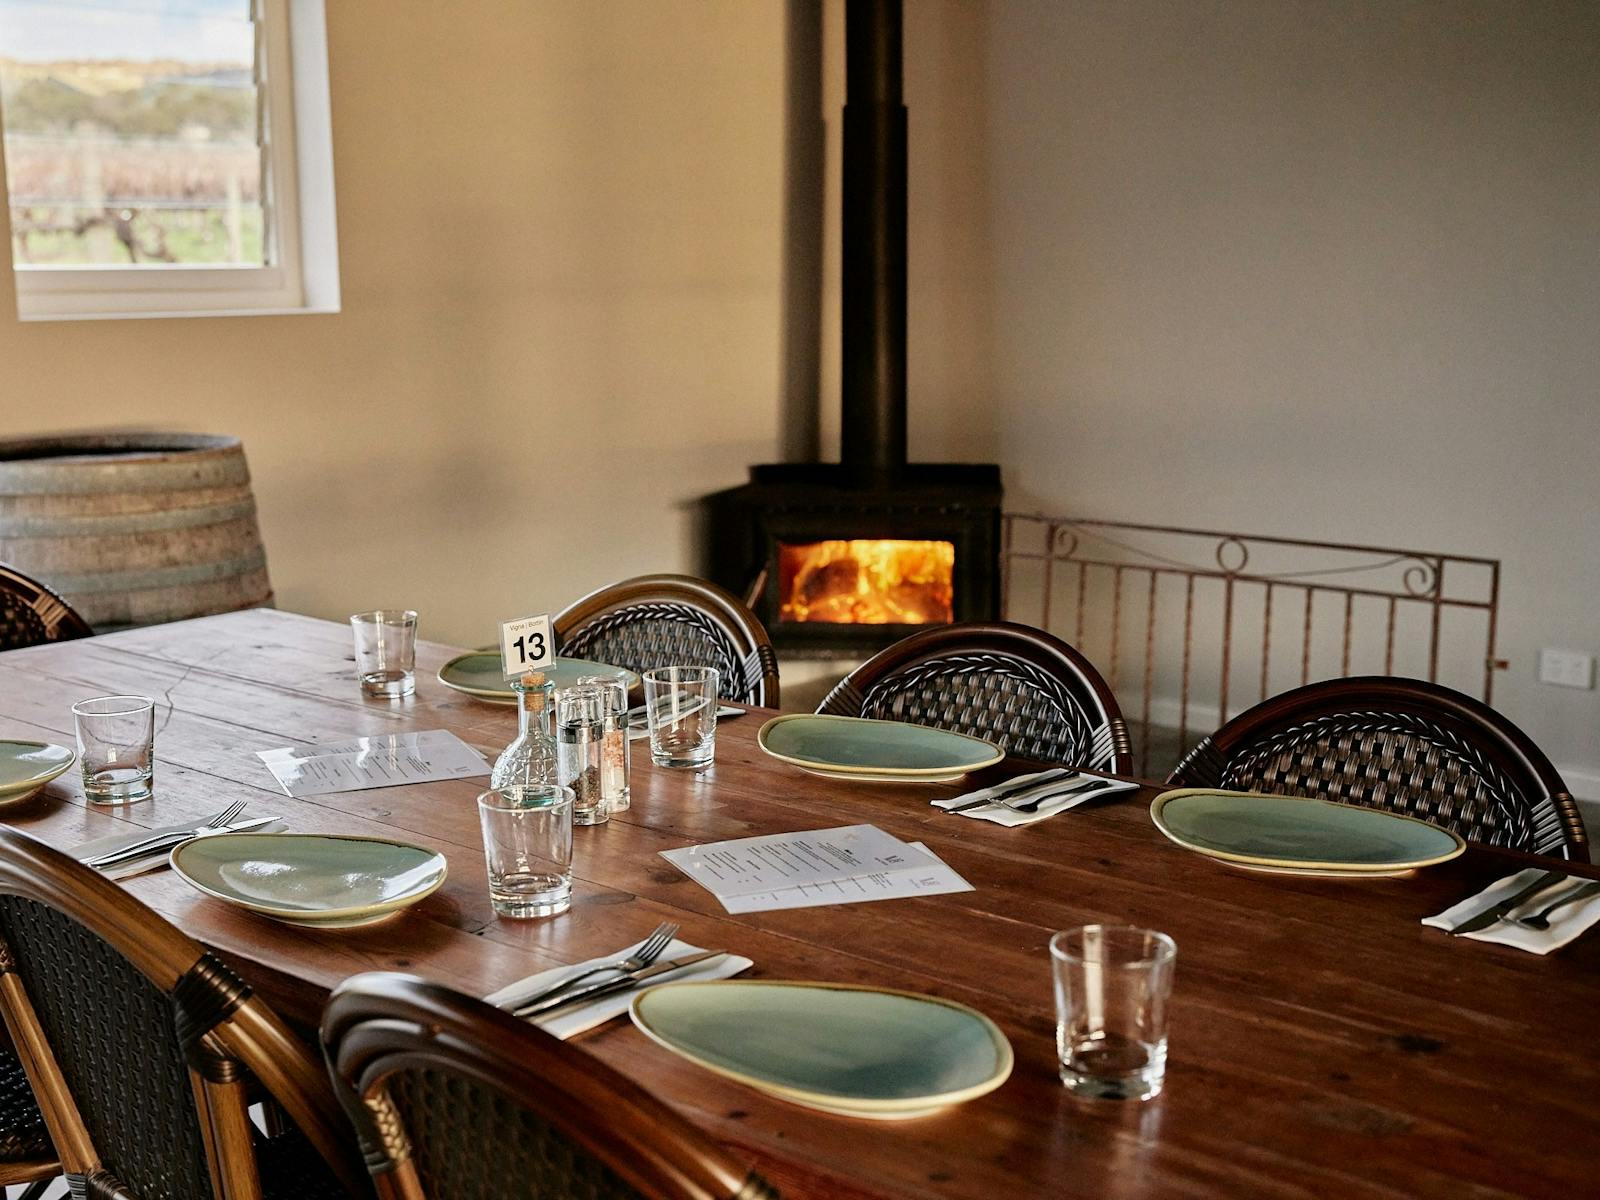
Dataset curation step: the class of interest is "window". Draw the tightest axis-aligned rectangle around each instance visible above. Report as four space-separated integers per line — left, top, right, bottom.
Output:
0 0 336 319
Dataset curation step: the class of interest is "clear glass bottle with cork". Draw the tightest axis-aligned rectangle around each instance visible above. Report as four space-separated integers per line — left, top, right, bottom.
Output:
490 671 558 793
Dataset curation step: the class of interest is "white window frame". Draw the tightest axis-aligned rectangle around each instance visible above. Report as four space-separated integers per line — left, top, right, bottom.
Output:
3 0 339 321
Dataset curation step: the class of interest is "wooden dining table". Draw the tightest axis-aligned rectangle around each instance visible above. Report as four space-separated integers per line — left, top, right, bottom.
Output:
0 608 1597 1199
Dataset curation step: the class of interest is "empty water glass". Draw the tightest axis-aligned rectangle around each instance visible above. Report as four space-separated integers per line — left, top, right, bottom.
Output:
72 695 155 804
577 673 630 813
1051 924 1176 1101
477 785 574 918
643 666 719 769
350 610 418 699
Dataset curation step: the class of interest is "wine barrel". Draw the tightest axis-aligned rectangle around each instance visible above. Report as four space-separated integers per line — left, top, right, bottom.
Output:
0 432 274 630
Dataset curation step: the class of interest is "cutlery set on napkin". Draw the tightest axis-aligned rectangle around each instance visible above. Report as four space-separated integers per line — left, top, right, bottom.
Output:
485 926 750 1039
1425 868 1600 954
933 768 1139 826
69 804 284 879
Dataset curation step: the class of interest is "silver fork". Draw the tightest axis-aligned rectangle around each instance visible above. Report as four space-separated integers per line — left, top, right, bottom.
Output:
1514 880 1600 930
85 798 248 868
500 921 680 1011
1003 778 1109 815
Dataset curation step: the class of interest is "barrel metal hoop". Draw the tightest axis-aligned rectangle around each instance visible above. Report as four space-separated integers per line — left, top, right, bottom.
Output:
32 548 270 595
0 498 260 537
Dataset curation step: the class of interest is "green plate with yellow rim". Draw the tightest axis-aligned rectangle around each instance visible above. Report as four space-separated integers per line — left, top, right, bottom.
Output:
757 714 1004 779
0 741 75 805
436 652 639 704
630 980 1013 1120
1150 788 1465 874
171 833 448 929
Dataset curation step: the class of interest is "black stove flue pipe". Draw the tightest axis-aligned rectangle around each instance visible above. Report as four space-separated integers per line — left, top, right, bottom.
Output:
840 0 908 484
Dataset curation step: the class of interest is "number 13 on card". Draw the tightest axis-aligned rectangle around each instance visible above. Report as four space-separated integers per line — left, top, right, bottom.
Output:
499 614 554 679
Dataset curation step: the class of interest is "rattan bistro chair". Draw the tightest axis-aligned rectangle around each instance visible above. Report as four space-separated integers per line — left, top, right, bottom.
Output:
322 973 776 1200
0 1042 53 1199
555 574 780 707
0 563 92 651
817 622 1133 773
0 826 370 1199
1168 676 1589 861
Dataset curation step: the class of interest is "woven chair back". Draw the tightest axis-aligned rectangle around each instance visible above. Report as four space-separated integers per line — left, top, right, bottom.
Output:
1168 676 1588 860
555 575 779 707
321 973 775 1200
0 564 92 651
817 622 1132 772
0 827 367 1199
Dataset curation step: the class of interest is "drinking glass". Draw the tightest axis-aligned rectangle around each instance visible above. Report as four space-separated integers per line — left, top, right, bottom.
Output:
1051 924 1176 1101
72 695 155 804
642 666 719 769
576 673 630 813
555 685 609 826
349 610 418 699
477 785 574 918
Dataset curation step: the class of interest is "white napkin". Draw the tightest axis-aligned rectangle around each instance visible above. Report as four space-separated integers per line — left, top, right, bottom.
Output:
70 818 287 881
932 771 1140 826
1422 869 1600 954
484 937 752 1039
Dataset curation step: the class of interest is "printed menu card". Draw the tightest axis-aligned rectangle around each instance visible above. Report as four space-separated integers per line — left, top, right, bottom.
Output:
258 729 489 797
660 824 972 913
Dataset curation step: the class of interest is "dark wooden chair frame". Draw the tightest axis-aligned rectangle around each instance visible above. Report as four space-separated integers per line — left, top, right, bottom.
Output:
554 573 780 707
1168 675 1588 861
0 563 92 651
817 621 1134 773
0 827 369 1198
321 972 775 1200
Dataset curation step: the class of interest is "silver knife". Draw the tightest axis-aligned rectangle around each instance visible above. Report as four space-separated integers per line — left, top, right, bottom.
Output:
84 815 279 870
945 769 1076 813
1447 869 1569 935
513 949 726 1018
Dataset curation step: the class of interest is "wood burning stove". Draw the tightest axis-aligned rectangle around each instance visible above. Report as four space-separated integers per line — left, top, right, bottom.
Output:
705 0 1002 655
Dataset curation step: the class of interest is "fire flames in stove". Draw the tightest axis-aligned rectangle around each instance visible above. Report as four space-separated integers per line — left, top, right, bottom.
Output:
778 539 955 625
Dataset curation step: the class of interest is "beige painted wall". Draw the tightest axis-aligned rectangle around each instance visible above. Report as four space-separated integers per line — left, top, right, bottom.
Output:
4 0 1597 796
0 0 785 649
958 0 1600 789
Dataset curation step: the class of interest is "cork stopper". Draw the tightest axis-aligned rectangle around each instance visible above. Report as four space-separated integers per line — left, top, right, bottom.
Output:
520 671 545 688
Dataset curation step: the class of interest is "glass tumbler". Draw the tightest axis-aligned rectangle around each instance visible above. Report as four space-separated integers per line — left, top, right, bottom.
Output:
72 695 155 804
556 685 609 826
477 785 574 918
576 673 630 813
1051 924 1177 1101
642 666 719 769
349 610 418 699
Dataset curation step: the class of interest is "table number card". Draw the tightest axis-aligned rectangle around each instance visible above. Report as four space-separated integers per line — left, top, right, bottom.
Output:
499 613 554 680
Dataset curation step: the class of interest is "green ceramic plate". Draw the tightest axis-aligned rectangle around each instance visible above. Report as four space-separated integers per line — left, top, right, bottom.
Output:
1150 788 1465 873
757 714 1004 779
630 980 1013 1120
798 765 966 785
171 833 448 929
0 740 76 804
436 652 640 704
1229 860 1417 880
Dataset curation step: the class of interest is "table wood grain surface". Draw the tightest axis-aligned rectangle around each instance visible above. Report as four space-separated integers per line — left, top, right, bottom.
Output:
0 609 1596 1199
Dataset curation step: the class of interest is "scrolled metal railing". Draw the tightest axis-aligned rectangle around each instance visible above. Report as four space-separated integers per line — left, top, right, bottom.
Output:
1001 515 1504 777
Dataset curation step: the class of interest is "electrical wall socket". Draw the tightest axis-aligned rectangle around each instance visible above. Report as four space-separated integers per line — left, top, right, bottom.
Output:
1538 648 1595 690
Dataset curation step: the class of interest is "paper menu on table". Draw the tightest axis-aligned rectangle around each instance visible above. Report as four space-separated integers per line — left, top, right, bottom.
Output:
720 842 972 913
658 824 942 899
257 729 489 797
